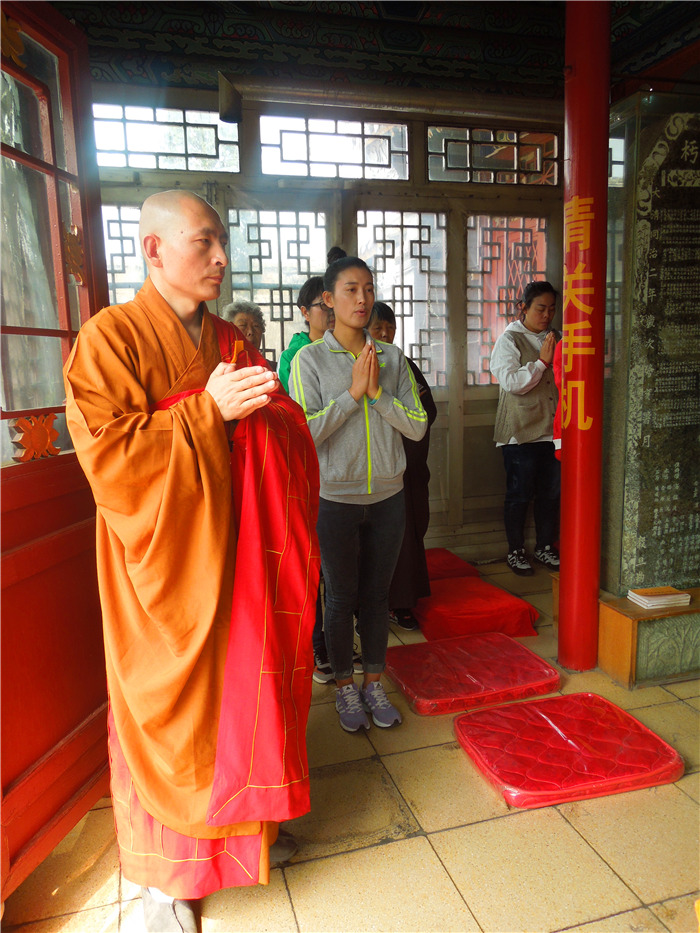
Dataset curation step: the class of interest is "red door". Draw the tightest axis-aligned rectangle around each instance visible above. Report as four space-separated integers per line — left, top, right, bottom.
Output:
1 2 109 900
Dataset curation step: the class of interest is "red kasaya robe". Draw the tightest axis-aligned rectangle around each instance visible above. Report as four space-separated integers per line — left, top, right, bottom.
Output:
64 278 320 898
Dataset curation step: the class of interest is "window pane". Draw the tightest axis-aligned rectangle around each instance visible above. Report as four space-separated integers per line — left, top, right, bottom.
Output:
128 153 157 169
101 205 146 306
186 110 218 125
1 159 59 329
93 104 239 173
1 72 45 162
260 115 409 180
365 137 389 166
93 103 122 119
428 124 560 186
521 131 558 158
186 125 216 155
97 152 127 168
472 143 516 171
13 30 66 170
227 208 327 369
126 122 184 152
1 333 65 409
281 130 308 162
609 136 625 187
156 108 183 123
465 214 548 385
357 209 448 388
94 119 125 151
519 145 542 172
124 106 154 121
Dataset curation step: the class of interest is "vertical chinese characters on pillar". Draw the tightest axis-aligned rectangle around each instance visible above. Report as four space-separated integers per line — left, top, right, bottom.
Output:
563 196 597 432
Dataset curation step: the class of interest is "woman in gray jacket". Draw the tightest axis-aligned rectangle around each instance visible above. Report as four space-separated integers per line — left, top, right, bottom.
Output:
290 257 428 733
490 281 561 577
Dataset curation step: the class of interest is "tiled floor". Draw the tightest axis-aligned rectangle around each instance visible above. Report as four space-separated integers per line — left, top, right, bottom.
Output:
4 560 699 932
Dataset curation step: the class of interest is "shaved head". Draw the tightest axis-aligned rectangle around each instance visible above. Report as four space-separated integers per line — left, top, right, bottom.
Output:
139 190 216 250
138 189 229 318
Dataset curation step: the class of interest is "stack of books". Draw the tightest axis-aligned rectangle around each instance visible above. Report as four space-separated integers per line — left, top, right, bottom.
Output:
626 586 692 610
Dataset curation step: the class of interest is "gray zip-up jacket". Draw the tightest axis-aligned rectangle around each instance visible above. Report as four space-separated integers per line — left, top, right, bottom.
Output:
289 330 428 504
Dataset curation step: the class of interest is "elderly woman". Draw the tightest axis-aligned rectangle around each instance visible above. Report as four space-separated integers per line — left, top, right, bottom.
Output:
223 300 266 350
490 281 561 576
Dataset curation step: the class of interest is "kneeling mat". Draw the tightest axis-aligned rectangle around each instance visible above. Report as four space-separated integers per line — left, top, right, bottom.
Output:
454 692 684 808
414 575 538 640
384 632 560 715
425 547 480 580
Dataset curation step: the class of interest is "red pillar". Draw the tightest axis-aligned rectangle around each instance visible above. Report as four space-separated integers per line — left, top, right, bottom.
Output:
558 0 610 670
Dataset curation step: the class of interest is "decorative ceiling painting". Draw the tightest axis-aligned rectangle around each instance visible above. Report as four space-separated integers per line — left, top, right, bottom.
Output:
48 1 700 99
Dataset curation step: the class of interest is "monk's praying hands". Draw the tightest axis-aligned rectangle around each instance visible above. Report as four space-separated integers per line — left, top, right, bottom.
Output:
206 362 278 420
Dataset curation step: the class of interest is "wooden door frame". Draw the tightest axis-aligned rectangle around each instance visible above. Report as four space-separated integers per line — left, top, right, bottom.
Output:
1 1 109 901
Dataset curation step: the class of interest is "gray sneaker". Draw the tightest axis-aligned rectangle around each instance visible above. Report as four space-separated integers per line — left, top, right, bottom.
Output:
335 683 370 732
361 682 402 728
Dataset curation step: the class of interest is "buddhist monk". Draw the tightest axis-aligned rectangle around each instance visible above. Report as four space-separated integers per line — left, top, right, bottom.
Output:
64 190 320 932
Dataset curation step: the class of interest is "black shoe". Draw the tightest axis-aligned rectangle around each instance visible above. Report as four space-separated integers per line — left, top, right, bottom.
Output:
390 609 420 631
312 652 334 684
506 548 534 576
270 827 298 865
534 545 560 569
141 888 199 933
353 639 363 673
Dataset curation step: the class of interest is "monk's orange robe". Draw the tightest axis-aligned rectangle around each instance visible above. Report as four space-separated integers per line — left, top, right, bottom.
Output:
64 278 320 898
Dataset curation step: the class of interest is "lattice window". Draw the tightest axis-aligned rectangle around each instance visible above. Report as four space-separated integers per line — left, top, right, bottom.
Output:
357 210 448 387
466 215 549 385
260 116 409 180
93 104 239 172
2 30 96 464
102 205 146 306
227 209 327 368
609 136 625 187
428 127 559 186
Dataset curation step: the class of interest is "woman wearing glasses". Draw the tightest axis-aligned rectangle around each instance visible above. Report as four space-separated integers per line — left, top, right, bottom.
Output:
278 277 334 393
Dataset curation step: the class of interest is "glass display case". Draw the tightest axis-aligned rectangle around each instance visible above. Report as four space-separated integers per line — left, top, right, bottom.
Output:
603 92 700 592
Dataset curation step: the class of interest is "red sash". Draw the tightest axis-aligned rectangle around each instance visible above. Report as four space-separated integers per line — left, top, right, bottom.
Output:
153 316 320 825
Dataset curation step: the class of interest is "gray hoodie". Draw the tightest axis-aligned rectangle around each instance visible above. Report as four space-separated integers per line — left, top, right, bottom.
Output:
289 330 428 504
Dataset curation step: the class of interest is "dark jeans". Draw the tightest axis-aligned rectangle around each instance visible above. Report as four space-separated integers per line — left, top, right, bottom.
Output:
501 442 560 552
316 492 405 679
312 587 325 658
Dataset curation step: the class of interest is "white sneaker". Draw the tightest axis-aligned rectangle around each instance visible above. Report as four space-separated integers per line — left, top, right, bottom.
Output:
534 545 560 569
507 548 534 576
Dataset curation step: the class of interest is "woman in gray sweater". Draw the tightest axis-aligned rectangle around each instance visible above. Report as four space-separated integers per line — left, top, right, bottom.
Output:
290 257 428 732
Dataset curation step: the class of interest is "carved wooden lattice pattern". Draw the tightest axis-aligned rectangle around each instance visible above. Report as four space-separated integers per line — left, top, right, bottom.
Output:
466 215 549 385
357 209 448 387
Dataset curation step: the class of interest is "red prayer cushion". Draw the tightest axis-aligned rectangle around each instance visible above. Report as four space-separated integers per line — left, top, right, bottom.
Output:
425 547 480 580
414 576 538 639
455 693 685 808
385 632 560 715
